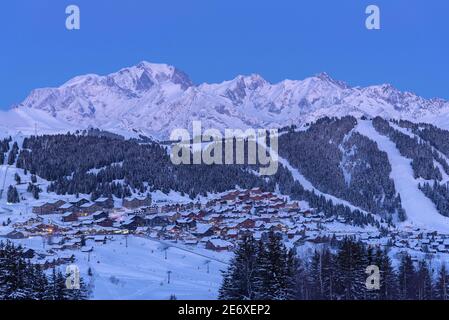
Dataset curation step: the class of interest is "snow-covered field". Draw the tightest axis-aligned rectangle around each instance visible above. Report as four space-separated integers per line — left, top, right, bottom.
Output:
13 235 230 300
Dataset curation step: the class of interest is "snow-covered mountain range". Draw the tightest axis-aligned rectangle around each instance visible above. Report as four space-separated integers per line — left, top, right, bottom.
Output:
2 61 449 138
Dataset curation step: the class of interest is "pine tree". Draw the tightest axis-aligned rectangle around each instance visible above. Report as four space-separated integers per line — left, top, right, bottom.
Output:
284 249 298 300
254 231 292 300
7 142 18 165
218 235 258 300
6 185 20 204
29 264 49 300
436 264 449 300
416 260 434 300
14 173 21 185
32 185 40 200
46 268 68 300
398 254 417 300
310 249 334 300
376 248 398 300
334 238 366 300
220 232 297 301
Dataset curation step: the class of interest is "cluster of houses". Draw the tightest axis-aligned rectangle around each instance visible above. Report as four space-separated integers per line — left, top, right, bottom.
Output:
7 188 326 253
5 188 449 266
388 227 449 254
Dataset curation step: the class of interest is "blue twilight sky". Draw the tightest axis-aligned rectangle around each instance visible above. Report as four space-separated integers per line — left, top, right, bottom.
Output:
0 0 448 109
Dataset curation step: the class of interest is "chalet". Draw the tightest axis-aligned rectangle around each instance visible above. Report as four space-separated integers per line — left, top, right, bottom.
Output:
96 218 114 228
225 229 239 239
93 211 109 221
192 223 215 237
166 225 181 234
145 206 159 215
57 203 76 213
69 198 90 207
123 195 152 209
62 212 78 223
32 200 66 215
81 219 94 227
78 203 102 215
176 218 196 230
206 239 234 252
148 216 169 227
95 197 114 209
121 215 147 231
237 218 256 229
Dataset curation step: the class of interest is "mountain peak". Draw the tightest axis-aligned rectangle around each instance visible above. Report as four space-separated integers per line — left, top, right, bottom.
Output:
135 61 174 74
313 72 350 89
122 61 193 90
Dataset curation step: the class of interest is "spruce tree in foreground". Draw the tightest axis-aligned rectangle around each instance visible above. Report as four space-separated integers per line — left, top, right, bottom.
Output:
219 232 297 300
376 248 398 300
219 235 258 300
398 254 417 300
416 260 434 300
0 241 89 300
334 238 367 300
436 264 449 300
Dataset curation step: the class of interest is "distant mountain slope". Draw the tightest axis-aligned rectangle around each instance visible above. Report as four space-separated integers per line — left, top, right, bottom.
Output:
2 61 449 138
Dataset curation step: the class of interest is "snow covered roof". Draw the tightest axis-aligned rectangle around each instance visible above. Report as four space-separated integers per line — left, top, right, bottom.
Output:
80 202 94 208
195 223 213 234
207 239 233 248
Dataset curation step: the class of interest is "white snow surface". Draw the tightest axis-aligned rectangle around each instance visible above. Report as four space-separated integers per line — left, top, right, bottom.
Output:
14 236 230 300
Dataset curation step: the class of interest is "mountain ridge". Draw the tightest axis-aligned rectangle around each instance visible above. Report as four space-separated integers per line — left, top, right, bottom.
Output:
3 61 449 138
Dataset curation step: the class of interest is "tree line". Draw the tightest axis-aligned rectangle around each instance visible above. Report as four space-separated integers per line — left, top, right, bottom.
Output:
219 235 449 300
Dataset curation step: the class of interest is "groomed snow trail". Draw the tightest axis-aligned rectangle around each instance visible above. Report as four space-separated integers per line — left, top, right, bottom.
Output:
356 120 449 233
278 157 369 214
